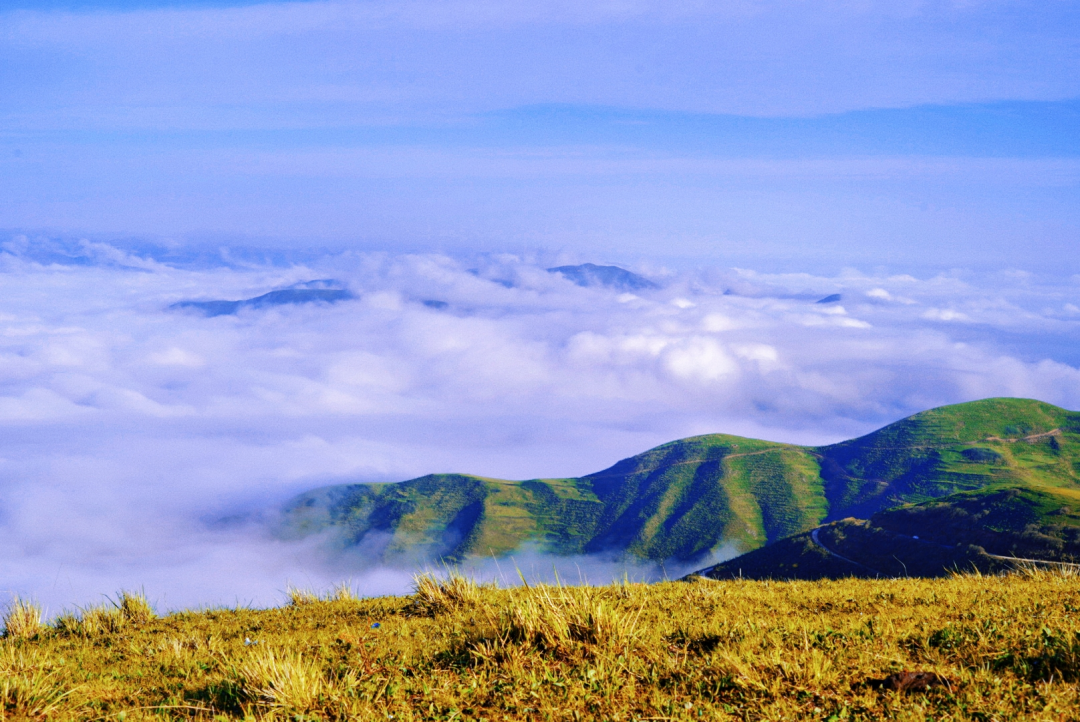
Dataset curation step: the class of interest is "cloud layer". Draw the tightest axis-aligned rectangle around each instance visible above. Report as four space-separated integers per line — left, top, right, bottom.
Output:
0 237 1078 612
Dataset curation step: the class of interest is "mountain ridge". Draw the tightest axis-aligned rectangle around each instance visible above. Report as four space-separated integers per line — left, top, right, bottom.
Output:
694 482 1080 581
282 398 1080 566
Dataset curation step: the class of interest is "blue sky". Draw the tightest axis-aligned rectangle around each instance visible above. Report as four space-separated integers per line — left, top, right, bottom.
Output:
2 0 1079 271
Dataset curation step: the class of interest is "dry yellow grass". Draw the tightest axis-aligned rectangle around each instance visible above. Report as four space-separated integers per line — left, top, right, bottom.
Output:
3 570 1080 720
2 597 43 641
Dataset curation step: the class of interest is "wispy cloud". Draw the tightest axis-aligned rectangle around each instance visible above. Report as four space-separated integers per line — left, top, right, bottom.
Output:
6 0 1079 119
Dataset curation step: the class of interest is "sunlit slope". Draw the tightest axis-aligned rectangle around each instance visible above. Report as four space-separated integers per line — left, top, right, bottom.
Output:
579 435 826 557
818 397 1080 519
284 435 827 562
284 474 606 563
284 398 1080 563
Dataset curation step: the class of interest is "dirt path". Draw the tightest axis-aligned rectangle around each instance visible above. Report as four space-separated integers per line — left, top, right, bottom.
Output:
983 428 1062 444
832 527 1080 575
982 552 1079 570
810 528 884 576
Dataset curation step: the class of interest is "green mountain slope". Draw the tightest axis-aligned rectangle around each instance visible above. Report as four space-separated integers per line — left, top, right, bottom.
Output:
283 435 828 562
285 473 607 563
578 435 826 558
283 397 1080 564
818 397 1080 519
873 484 1080 562
696 484 1080 580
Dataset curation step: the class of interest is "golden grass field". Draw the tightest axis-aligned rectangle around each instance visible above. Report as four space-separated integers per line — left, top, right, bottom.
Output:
3 570 1080 721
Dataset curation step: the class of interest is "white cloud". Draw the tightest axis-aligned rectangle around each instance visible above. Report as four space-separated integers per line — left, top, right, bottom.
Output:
922 308 971 322
664 337 738 382
701 313 736 332
146 347 205 368
733 343 779 366
0 240 1078 611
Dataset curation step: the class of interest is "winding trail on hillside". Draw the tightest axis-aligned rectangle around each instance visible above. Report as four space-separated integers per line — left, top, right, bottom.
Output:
983 552 1080 570
806 428 1064 457
811 526 1080 577
810 528 884 576
983 428 1062 444
885 530 1080 572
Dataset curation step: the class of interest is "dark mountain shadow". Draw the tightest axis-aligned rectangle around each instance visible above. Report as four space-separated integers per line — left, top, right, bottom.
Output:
547 263 658 291
169 280 354 317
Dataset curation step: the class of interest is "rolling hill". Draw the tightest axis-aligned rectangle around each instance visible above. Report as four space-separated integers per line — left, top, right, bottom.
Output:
695 484 1080 580
282 398 1080 565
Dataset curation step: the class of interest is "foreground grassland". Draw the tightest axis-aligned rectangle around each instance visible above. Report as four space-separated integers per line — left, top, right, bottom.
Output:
5 573 1080 721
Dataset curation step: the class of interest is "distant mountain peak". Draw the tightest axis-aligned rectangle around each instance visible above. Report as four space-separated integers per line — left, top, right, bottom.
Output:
169 280 355 317
286 279 346 290
547 263 658 291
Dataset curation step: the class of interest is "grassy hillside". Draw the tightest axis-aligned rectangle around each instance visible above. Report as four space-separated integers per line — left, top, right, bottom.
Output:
580 435 826 558
818 397 1080 519
285 435 828 562
285 398 1080 564
697 518 1007 581
285 474 607 562
699 484 1080 580
5 573 1080 720
873 484 1080 562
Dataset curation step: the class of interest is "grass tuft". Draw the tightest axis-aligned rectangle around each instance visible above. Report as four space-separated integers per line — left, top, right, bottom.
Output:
238 647 327 714
1012 561 1080 579
497 583 642 655
53 591 153 638
286 586 320 606
1 597 42 641
284 581 362 606
412 570 488 615
80 605 124 636
328 581 358 602
117 589 155 624
0 648 76 718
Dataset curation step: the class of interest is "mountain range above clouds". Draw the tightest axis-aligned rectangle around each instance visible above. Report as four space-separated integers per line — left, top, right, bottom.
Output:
169 280 355 317
165 264 660 318
546 263 659 292
281 397 1080 576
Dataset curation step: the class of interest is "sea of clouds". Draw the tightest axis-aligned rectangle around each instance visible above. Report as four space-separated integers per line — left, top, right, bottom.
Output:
1 234 1079 614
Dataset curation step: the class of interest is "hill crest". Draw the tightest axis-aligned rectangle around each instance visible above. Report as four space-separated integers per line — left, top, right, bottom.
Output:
282 397 1080 565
